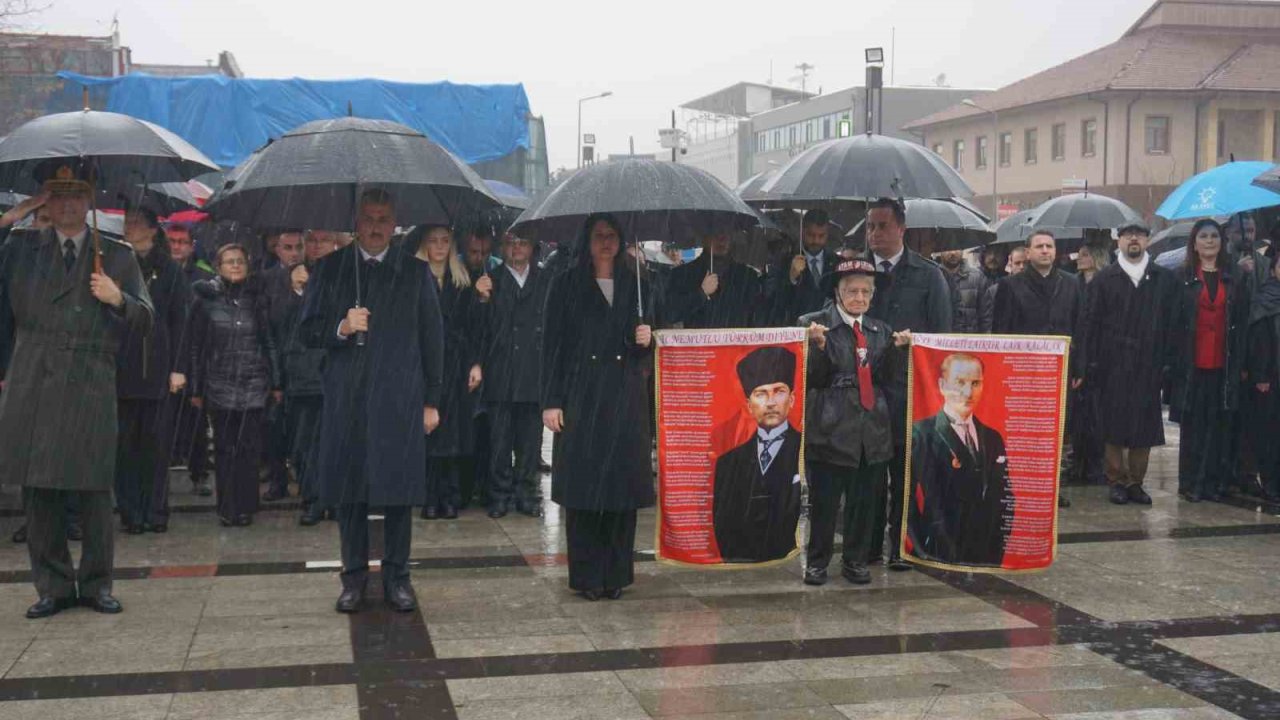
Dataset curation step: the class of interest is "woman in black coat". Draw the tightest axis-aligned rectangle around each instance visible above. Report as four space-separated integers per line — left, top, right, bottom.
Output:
800 260 902 586
411 225 483 520
189 244 281 526
542 214 655 601
1170 219 1247 502
1246 258 1280 502
115 207 190 534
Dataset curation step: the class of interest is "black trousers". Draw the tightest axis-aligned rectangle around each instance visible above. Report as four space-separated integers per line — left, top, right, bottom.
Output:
425 456 473 509
1178 369 1229 496
26 487 113 599
166 391 209 481
869 442 905 562
807 459 886 570
209 408 264 521
1253 386 1280 496
564 508 636 592
288 396 324 505
264 398 290 495
337 503 412 591
114 399 161 527
470 407 492 508
488 402 543 508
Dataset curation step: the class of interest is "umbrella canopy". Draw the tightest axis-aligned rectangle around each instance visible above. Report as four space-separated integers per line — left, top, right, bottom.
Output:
509 159 763 248
1161 161 1280 219
1026 192 1142 233
736 168 779 204
845 197 994 252
482 178 531 210
759 133 974 202
989 208 1086 246
1148 220 1196 258
205 117 499 231
0 110 218 196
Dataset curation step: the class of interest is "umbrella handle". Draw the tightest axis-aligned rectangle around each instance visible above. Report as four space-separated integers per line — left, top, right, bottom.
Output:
636 242 644 320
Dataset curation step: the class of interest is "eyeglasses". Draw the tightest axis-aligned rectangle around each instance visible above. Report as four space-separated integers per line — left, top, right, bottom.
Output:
220 257 247 267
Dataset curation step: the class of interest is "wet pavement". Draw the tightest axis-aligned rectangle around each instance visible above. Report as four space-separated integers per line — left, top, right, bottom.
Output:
0 429 1278 719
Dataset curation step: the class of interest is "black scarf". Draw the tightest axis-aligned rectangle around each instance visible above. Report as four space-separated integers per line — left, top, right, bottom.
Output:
1025 266 1057 302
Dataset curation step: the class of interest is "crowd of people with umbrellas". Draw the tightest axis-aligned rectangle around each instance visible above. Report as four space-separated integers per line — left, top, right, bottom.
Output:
1 105 1280 617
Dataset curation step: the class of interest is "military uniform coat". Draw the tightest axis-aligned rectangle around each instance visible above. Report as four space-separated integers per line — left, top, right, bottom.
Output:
299 243 444 507
0 227 153 490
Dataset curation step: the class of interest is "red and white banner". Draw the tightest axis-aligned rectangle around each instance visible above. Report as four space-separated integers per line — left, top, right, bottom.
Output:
654 328 808 567
902 333 1070 573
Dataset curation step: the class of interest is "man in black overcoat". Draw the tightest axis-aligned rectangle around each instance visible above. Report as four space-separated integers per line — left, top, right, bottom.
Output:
665 233 764 329
299 189 443 614
992 230 1082 509
1078 222 1180 506
861 198 955 570
0 161 154 618
712 346 802 563
482 233 550 518
163 219 214 498
773 209 841 324
907 353 1014 567
260 230 305 502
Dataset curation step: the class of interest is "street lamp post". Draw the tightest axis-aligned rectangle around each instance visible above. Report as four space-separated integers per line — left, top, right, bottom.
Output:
963 98 998 219
577 91 613 169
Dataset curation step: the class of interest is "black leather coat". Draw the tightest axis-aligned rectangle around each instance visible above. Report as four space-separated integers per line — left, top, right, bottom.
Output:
189 277 280 411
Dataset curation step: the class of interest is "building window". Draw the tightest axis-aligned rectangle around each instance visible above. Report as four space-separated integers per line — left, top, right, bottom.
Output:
1082 118 1097 157
1051 123 1066 161
805 123 812 144
953 139 965 171
823 117 831 139
1145 116 1170 155
1024 128 1038 164
773 130 780 149
976 136 988 169
789 126 796 147
999 132 1012 166
933 143 943 156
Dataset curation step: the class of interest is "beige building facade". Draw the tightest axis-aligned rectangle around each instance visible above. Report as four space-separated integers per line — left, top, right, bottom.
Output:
905 0 1280 220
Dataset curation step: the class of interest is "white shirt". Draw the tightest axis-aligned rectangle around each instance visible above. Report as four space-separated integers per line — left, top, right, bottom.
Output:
873 248 905 272
757 421 791 474
596 278 614 306
56 227 88 259
835 304 864 331
507 263 530 289
943 409 979 455
1116 252 1150 288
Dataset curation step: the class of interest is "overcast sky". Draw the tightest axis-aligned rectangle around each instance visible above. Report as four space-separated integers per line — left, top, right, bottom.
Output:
34 0 1157 171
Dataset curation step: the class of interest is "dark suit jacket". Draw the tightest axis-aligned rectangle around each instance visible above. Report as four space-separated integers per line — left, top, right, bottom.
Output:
712 426 802 563
907 411 1014 567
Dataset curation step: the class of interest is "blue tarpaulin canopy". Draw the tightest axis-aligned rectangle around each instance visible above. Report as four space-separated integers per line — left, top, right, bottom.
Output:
55 72 532 169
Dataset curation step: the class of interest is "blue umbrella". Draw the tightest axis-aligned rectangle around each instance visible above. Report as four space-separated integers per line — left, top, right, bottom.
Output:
1156 161 1280 220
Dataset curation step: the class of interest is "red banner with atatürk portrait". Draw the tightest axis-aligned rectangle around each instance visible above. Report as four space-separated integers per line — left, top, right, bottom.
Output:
902 333 1070 573
655 328 807 567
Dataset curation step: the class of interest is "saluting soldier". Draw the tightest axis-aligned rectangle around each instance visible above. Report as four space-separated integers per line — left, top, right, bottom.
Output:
0 160 154 618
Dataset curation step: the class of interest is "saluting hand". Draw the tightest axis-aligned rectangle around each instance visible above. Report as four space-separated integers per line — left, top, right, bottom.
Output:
807 322 828 350
424 406 440 434
635 324 653 348
543 408 564 433
90 272 124 308
475 274 493 302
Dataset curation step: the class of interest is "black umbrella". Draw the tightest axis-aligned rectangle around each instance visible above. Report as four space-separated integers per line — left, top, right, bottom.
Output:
736 168 779 204
990 208 1086 246
1025 192 1142 233
1148 220 1195 258
759 133 974 202
0 110 217 196
204 117 499 231
510 159 763 247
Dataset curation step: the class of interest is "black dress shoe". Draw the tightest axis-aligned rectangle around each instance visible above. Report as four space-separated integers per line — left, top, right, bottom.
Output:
1109 485 1130 505
604 588 623 600
300 508 322 526
219 516 234 527
335 585 364 613
385 583 418 612
580 589 602 601
1057 494 1071 509
193 479 213 497
11 524 27 544
262 487 288 502
887 556 912 572
234 514 253 527
842 563 872 585
26 595 77 619
151 523 168 533
440 504 458 520
1179 490 1200 503
83 592 123 614
421 505 439 520
516 502 544 518
487 506 507 519
803 567 828 586
1127 485 1153 505
124 523 145 535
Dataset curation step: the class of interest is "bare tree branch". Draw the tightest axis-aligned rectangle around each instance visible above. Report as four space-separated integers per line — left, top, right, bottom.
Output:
0 1 51 30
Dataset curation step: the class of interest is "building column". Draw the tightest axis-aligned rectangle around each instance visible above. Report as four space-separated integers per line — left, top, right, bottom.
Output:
1202 101 1220 170
1264 108 1276 162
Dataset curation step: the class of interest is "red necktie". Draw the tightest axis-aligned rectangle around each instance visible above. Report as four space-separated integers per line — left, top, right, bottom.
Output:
852 321 875 411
